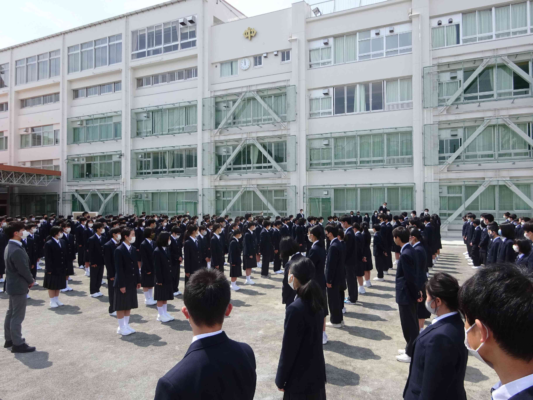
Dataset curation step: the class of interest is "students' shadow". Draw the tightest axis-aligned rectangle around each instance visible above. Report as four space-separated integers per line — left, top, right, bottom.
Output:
67 280 83 285
14 351 53 369
465 366 490 383
96 295 109 303
344 312 387 322
251 283 277 290
325 364 360 387
362 291 394 299
325 341 381 360
166 303 181 312
167 319 192 332
120 332 167 347
358 302 396 312
230 299 251 308
129 314 149 325
236 289 265 296
372 285 395 292
52 305 82 315
343 325 392 341
26 298 45 307
64 290 88 297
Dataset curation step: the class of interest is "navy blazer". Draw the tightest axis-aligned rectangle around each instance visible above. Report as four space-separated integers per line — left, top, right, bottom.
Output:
487 237 502 265
243 230 256 258
228 238 242 268
403 313 467 400
412 243 428 291
87 234 105 265
344 228 357 265
103 239 119 279
271 228 281 252
44 239 67 276
260 229 274 258
497 238 516 263
154 332 256 400
275 297 326 394
169 236 182 265
153 247 172 285
114 243 140 288
326 238 345 287
280 225 290 238
516 253 533 271
210 235 224 270
396 244 419 305
282 253 304 306
479 228 490 251
183 238 200 275
307 242 326 289
140 239 155 274
422 223 436 255
509 385 533 399
471 226 482 246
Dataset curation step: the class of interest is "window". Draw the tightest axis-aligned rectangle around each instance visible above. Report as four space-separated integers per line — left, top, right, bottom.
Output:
68 35 122 74
309 130 413 169
71 117 122 144
134 103 197 137
137 67 197 88
73 82 121 99
135 148 197 177
0 63 8 88
309 46 332 68
15 51 60 85
281 50 291 63
215 141 287 173
0 132 7 151
131 17 196 60
70 154 121 180
0 102 7 112
385 78 413 110
359 30 384 60
20 125 59 148
29 160 59 171
21 93 59 108
495 3 528 38
220 61 238 77
253 56 262 67
463 10 494 43
432 25 460 49
309 96 333 118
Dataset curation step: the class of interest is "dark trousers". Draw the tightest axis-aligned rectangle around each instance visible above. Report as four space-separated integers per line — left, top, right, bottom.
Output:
375 255 385 278
345 264 358 303
31 265 37 280
385 251 392 271
78 246 85 266
90 264 104 294
466 243 472 257
283 386 326 400
107 278 115 313
399 303 419 357
282 257 288 269
327 286 343 324
171 262 180 292
471 247 481 266
480 249 487 266
261 253 272 276
273 252 281 272
4 294 27 346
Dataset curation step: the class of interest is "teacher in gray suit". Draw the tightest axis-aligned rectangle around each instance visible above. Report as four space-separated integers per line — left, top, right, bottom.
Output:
3 222 36 353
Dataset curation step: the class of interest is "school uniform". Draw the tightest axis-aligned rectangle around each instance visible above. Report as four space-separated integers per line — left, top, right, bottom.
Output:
210 233 225 273
364 216 371 225
295 225 307 254
371 214 379 225
344 227 359 303
497 237 516 263
140 239 156 287
271 228 282 272
470 226 482 266
43 238 67 291
229 237 243 278
154 332 256 400
260 228 274 276
103 238 119 313
25 234 39 280
243 230 256 271
280 224 290 238
326 238 345 324
169 236 182 293
515 223 525 240
412 242 430 320
83 227 94 264
516 253 533 270
373 233 387 279
114 242 141 311
282 253 303 308
479 228 490 265
362 230 373 272
87 233 105 294
465 222 474 258
307 241 328 317
75 224 87 266
487 236 501 265
153 246 174 301
492 376 533 399
62 232 76 277
183 237 200 285
396 243 420 357
403 313 467 400
276 297 326 399
422 222 436 258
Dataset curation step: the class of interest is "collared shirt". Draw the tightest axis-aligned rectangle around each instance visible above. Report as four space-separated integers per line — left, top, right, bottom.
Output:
412 241 421 248
431 311 458 325
192 330 223 343
53 237 61 247
313 240 319 246
330 238 338 245
492 373 533 400
9 239 22 247
112 238 118 245
214 233 220 239
124 242 131 251
400 242 409 253
96 234 101 240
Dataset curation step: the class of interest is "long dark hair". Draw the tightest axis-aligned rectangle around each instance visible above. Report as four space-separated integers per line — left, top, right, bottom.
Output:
290 257 325 314
184 224 198 242
156 232 170 249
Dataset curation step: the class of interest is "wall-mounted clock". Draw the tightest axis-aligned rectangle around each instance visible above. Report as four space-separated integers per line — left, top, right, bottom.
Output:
240 58 251 71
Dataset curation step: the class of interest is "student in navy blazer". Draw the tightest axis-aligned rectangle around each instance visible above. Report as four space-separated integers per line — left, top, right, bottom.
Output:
183 225 200 285
497 223 517 263
103 227 121 315
280 237 302 308
155 269 256 400
486 223 501 265
403 273 467 400
210 223 225 272
515 239 533 271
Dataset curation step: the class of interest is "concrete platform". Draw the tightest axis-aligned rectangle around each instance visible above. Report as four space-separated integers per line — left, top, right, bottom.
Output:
0 242 498 399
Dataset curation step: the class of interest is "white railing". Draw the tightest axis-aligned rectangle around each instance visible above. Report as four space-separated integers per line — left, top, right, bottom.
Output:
306 0 389 17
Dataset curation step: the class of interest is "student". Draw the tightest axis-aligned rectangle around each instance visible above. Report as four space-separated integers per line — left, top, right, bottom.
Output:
60 222 75 293
210 223 225 272
341 216 359 305
295 218 307 255
372 224 387 282
280 237 302 308
408 228 430 333
363 213 370 225
229 229 243 291
153 232 175 323
393 226 420 363
514 239 533 270
169 226 183 296
325 225 345 329
361 222 373 287
459 264 533 399
155 269 256 400
87 222 106 298
486 223 501 265
524 222 533 242
260 221 274 278
43 226 68 308
103 227 121 316
497 223 517 263
75 217 87 271
272 221 283 274
84 219 95 276
140 228 157 306
183 225 200 286
307 225 328 344
24 224 39 290
403 272 467 400
468 219 482 269
276 257 326 398
114 227 141 336
479 214 492 266
242 221 257 285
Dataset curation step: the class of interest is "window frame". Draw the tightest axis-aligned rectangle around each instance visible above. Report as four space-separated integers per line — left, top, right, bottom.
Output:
67 34 122 74
20 125 59 149
137 67 197 88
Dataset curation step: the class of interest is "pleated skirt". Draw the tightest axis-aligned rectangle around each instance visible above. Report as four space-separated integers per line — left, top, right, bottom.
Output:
230 263 243 278
141 273 155 288
154 283 174 301
363 247 374 272
283 386 326 400
43 273 67 290
65 263 75 276
114 283 139 311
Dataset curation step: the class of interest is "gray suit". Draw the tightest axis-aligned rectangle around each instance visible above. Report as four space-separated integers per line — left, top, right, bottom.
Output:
4 240 33 346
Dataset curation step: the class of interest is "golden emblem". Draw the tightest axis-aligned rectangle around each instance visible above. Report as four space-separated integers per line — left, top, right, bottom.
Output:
244 27 257 41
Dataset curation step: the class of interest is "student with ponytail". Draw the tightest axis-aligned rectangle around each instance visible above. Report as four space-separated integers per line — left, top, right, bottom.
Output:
275 257 327 399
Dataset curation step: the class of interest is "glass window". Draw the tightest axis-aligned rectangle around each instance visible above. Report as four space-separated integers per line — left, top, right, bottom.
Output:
253 55 262 67
220 61 238 77
0 63 9 88
68 45 80 73
281 50 291 62
26 56 37 83
81 41 94 71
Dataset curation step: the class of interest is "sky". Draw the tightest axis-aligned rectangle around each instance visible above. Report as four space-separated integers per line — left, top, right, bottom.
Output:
0 0 295 49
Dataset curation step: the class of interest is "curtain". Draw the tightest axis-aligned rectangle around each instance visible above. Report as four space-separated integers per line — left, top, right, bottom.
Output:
345 137 357 164
445 25 457 46
387 133 400 157
400 78 413 101
220 62 232 77
514 184 531 210
400 132 412 156
511 3 527 30
462 12 477 38
372 188 385 210
358 84 368 112
334 36 344 64
495 6 510 34
499 125 512 151
400 187 413 210
359 135 372 161
372 135 384 159
309 49 321 65
345 34 357 62
433 27 446 48
334 138 345 163
360 188 371 211
309 98 320 116
386 79 399 105
497 66 513 95
479 185 496 210
321 47 331 63
387 188 400 210
321 97 332 115
477 9 493 37
334 189 346 212
499 185 514 210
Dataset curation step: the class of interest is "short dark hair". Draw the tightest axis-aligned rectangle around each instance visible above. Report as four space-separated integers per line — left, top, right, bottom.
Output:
5 222 25 239
280 237 299 259
500 223 515 240
515 239 531 255
144 228 153 239
156 232 170 249
340 215 352 223
184 269 230 328
309 225 322 241
426 272 460 311
373 224 381 232
325 225 338 237
459 264 533 362
93 222 103 231
392 226 409 243
110 227 121 237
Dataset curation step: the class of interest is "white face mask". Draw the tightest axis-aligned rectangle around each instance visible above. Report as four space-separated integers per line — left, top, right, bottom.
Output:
288 273 295 290
88 223 94 228
464 323 491 368
142 222 145 227
22 231 30 238
513 245 519 253
31 218 35 221
1 222 6 227
116 234 121 241
425 299 438 315
168 240 171 246
31 229 37 234
58 233 64 239
129 236 136 244
66 228 71 233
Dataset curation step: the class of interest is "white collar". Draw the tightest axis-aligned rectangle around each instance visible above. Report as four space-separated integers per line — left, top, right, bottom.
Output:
112 238 118 244
9 239 22 246
412 241 421 247
96 233 101 239
123 242 131 250
330 238 338 244
431 311 458 325
400 243 409 253
313 240 319 245
192 330 223 343
214 233 220 239
146 238 152 243
53 237 61 245
492 373 533 400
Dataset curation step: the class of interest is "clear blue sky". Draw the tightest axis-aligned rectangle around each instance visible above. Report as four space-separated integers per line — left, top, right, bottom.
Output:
0 0 294 49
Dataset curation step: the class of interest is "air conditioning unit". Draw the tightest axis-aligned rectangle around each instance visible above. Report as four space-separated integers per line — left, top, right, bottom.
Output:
179 18 187 27
389 27 394 33
216 192 221 198
323 38 329 45
274 51 279 56
221 146 232 155
323 190 328 196
263 53 268 58
187 16 196 25
77 121 84 126
142 193 150 200
437 20 442 26
113 154 121 160
375 30 381 36
23 128 29 133
322 139 330 146
450 129 458 137
322 88 330 96
448 18 453 24
450 72 458 80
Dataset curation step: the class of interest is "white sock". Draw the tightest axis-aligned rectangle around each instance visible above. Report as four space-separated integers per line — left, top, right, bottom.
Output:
246 276 251 282
157 306 164 316
144 291 150 301
148 288 153 299
66 280 69 287
163 304 167 313
118 318 125 330
125 315 130 326
207 261 211 269
54 296 58 302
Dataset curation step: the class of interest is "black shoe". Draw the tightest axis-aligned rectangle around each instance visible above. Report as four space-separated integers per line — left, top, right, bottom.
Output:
4 340 13 348
11 343 36 353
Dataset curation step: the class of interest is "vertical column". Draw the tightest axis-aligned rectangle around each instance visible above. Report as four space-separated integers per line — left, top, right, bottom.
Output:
7 49 15 167
60 34 68 214
197 2 206 216
122 17 131 214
